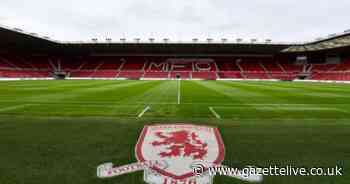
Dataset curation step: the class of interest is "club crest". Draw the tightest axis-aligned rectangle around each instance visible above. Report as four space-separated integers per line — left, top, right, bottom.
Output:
136 124 224 180
97 124 262 184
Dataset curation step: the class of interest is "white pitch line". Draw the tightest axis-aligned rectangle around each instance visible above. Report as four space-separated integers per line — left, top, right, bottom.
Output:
0 104 28 112
209 106 221 119
138 106 150 118
177 80 181 105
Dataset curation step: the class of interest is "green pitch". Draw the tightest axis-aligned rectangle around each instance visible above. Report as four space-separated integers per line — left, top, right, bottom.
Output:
0 80 348 184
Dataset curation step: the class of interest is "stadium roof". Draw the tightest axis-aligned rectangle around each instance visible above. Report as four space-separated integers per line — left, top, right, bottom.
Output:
0 24 289 55
282 31 350 53
0 24 350 55
0 24 58 53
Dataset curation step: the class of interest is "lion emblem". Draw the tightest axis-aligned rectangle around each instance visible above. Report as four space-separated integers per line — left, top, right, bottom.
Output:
151 130 208 160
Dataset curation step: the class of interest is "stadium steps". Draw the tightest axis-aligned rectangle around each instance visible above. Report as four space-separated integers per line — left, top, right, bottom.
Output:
259 62 272 79
236 61 246 78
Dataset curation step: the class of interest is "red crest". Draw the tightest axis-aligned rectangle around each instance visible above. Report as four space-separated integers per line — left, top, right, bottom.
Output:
135 124 225 180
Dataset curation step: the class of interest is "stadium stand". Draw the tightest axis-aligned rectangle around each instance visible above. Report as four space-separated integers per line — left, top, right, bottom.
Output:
1 55 350 80
1 25 350 81
310 58 350 80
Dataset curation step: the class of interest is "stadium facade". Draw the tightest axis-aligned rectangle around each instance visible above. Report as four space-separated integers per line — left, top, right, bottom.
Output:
1 25 350 81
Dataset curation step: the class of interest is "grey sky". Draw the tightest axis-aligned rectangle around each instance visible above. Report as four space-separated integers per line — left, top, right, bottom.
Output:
0 0 349 42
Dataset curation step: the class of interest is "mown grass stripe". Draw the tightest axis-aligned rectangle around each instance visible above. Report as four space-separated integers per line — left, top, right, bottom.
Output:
0 104 28 112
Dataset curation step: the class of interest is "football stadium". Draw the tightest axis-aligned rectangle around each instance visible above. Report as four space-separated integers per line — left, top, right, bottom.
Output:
0 2 349 184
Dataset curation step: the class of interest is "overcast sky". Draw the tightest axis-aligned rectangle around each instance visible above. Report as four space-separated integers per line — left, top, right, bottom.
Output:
0 0 349 42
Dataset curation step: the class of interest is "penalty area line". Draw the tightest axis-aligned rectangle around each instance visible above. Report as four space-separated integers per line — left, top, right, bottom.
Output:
209 106 221 119
137 106 150 118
